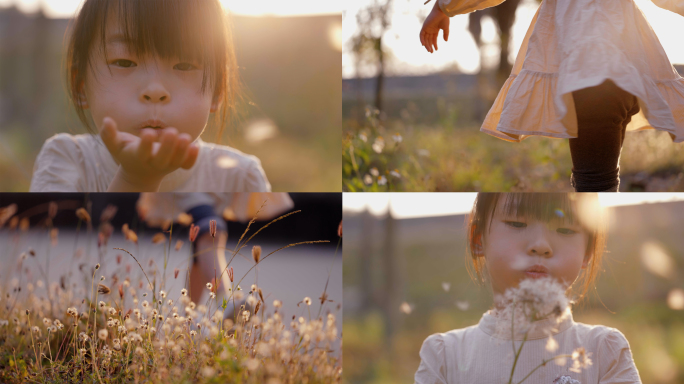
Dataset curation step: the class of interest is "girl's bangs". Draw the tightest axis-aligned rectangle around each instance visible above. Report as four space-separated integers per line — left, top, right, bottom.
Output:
495 193 579 225
98 0 227 92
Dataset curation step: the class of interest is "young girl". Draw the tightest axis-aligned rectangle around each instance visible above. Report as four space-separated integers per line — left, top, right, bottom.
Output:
420 0 684 192
415 193 642 383
30 0 270 192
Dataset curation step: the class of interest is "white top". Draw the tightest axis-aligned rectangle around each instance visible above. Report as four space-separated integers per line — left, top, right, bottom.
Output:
438 0 684 142
29 133 270 192
415 310 642 384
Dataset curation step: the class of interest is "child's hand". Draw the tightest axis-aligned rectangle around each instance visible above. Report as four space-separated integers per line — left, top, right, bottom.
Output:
100 117 199 191
420 1 450 53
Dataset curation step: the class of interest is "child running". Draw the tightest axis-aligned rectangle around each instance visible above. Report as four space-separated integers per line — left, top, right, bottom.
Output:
420 0 684 191
415 193 642 383
30 0 270 192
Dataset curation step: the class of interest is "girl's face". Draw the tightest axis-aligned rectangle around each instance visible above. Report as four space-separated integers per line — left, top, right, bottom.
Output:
82 16 219 141
478 199 591 297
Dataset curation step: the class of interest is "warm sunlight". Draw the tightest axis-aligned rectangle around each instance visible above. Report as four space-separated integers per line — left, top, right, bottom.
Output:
343 0 684 78
343 193 684 218
0 0 341 18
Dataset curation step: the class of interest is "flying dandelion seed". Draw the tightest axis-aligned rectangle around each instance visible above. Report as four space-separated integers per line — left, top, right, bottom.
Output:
400 302 413 314
455 300 470 311
441 282 451 292
640 241 675 279
667 288 684 310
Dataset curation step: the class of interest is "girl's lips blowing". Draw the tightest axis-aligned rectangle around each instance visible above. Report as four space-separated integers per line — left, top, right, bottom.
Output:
525 264 550 279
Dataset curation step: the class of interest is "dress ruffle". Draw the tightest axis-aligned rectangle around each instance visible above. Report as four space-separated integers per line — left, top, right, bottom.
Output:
479 0 684 143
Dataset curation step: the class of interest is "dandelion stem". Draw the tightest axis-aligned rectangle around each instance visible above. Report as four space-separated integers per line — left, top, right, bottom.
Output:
516 354 572 384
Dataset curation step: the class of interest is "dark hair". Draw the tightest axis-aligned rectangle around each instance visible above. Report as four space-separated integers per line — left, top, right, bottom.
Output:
466 193 607 303
65 0 242 138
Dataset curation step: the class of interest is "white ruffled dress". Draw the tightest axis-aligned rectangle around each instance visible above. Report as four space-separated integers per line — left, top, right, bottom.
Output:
438 0 684 142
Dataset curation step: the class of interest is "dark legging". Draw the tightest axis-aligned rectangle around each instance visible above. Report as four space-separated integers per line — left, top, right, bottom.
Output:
569 79 640 192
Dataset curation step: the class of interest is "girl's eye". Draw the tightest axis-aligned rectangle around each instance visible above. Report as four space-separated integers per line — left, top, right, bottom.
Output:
504 221 526 228
111 59 136 68
174 63 197 71
557 228 577 235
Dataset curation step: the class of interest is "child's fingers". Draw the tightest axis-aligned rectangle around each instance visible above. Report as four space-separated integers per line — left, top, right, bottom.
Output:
443 26 449 41
151 127 178 168
100 117 125 156
137 128 157 162
180 144 199 170
433 33 439 50
167 133 191 169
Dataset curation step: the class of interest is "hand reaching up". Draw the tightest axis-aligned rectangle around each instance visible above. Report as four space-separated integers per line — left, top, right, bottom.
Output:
420 1 450 53
100 117 199 191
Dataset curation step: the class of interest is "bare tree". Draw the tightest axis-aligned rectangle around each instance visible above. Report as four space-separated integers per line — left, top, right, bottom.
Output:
350 0 394 113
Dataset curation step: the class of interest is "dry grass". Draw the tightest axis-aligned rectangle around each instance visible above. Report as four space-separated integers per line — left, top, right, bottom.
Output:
0 201 341 384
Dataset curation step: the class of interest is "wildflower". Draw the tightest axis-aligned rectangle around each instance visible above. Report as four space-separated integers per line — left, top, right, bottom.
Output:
377 176 387 186
119 284 124 299
206 282 213 291
160 290 167 298
32 326 40 334
252 246 261 264
78 332 90 342
370 167 379 177
390 169 401 178
142 300 148 308
99 301 106 309
392 133 403 143
42 318 51 326
152 233 166 244
98 329 108 340
209 220 217 237
228 267 234 282
108 307 117 316
569 347 593 373
174 268 180 279
189 224 200 242
372 137 385 153
190 330 197 337
554 375 581 384
75 208 91 222
25 309 30 316
251 284 258 292
98 284 110 294
210 292 216 299
242 311 250 323
67 307 78 317
273 300 282 309
79 348 87 357
304 297 312 306
358 132 368 142
201 366 216 378
363 174 373 185
95 263 100 270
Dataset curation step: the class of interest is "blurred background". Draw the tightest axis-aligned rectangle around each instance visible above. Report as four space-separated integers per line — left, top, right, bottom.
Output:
342 0 684 192
343 193 684 384
0 0 342 192
0 192 342 346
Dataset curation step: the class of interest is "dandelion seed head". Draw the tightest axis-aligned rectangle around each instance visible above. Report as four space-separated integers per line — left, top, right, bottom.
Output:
181 288 188 296
304 297 311 306
98 329 108 340
206 282 213 290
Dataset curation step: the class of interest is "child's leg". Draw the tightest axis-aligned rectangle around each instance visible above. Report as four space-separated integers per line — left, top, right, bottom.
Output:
569 79 640 192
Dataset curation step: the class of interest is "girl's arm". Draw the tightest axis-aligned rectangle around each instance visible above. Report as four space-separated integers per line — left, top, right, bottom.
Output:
420 0 508 53
100 117 199 192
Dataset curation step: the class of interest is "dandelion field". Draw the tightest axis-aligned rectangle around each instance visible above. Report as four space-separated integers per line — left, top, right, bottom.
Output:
0 198 342 383
343 108 684 192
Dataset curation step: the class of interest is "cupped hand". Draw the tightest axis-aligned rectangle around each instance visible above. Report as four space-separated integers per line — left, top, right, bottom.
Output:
420 1 450 53
100 117 199 187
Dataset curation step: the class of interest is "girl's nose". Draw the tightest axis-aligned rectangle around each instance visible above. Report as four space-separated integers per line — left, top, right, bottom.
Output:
526 225 553 257
140 80 171 103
